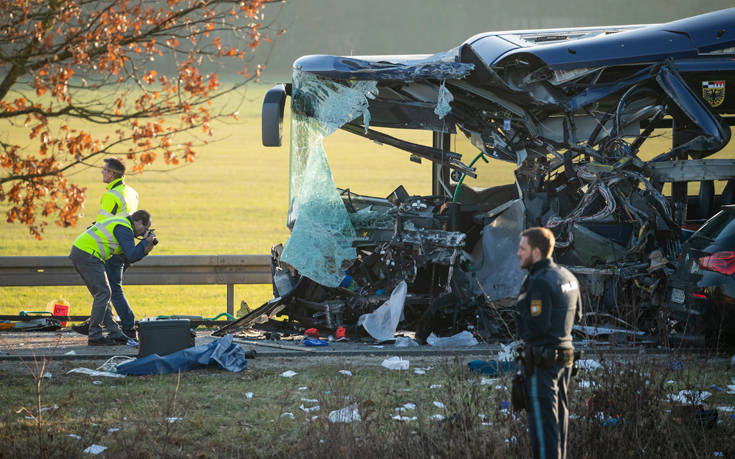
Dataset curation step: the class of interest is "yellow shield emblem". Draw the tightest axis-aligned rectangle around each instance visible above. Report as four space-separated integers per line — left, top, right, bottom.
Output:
530 299 542 317
702 80 725 108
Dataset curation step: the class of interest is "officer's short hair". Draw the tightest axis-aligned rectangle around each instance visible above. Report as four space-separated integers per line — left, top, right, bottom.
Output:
103 158 126 177
521 227 555 258
131 210 151 226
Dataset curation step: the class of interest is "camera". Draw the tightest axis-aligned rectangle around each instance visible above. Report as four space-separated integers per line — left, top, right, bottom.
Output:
144 229 159 246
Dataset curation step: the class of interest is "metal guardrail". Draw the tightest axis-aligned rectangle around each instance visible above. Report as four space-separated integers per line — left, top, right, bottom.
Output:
0 255 272 315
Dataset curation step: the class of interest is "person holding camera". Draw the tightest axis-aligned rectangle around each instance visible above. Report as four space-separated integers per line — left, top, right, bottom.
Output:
70 210 157 346
73 158 140 339
515 227 581 459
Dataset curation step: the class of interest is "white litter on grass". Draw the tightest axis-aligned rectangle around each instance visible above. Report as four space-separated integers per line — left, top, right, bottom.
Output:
338 370 353 376
726 385 735 395
65 350 77 355
311 415 319 421
298 386 308 391
245 392 253 399
328 404 361 423
414 369 426 375
716 406 735 412
430 384 442 389
576 360 602 371
392 415 417 422
300 404 320 413
578 380 592 389
281 370 297 378
433 401 445 409
67 434 81 440
666 380 676 385
280 412 295 419
43 372 52 378
24 404 59 420
495 385 507 391
92 380 102 385
480 378 497 386
82 444 107 455
381 356 409 370
301 398 319 403
395 403 416 412
107 428 119 433
67 368 125 378
430 414 445 421
166 417 182 424
668 390 712 404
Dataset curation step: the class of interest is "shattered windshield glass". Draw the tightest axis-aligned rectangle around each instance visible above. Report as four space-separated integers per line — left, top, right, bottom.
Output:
281 73 378 287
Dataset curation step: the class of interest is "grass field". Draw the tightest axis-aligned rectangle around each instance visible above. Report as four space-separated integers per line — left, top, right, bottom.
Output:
1 82 734 320
0 84 450 319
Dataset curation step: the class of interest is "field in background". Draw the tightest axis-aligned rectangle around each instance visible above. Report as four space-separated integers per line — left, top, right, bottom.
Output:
0 85 446 319
1 83 734 319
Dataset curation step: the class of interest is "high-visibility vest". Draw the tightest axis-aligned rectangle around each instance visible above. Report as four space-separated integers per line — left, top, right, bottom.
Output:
96 178 139 222
73 217 132 261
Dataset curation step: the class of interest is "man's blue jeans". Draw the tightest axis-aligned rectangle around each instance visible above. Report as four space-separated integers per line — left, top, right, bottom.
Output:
105 254 135 331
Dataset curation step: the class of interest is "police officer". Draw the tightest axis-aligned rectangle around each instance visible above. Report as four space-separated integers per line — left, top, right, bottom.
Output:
72 158 140 339
70 210 156 346
516 227 581 459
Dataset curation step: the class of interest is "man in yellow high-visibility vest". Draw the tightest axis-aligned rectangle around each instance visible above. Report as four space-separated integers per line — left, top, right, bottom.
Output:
70 210 156 346
72 158 140 339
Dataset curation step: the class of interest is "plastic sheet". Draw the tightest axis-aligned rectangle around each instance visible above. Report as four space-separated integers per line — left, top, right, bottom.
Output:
470 199 527 300
357 281 407 342
115 334 248 376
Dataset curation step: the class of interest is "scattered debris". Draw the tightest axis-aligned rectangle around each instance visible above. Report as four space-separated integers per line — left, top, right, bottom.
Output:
82 444 108 455
67 368 125 379
338 370 352 376
668 390 712 405
381 356 409 370
328 404 361 423
576 359 603 371
281 370 297 378
245 392 253 399
426 331 478 347
300 404 320 413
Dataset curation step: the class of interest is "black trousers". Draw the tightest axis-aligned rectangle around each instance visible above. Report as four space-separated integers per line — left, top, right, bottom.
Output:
524 363 572 459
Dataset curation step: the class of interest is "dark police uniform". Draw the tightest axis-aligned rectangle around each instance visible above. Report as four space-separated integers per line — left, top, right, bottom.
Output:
516 257 581 459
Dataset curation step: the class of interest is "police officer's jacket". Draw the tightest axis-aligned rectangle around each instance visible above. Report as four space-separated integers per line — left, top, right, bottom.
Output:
96 178 138 222
516 258 582 350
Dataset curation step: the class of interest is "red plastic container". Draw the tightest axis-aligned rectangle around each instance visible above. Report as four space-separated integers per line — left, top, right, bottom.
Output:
51 303 69 327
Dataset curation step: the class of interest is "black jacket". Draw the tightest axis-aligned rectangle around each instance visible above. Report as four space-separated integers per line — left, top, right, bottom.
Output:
516 258 582 350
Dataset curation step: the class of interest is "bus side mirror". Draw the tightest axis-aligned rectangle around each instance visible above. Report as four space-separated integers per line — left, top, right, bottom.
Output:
262 84 287 147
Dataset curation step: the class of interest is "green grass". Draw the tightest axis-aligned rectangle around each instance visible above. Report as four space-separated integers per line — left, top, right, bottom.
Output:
0 355 733 457
2 82 735 319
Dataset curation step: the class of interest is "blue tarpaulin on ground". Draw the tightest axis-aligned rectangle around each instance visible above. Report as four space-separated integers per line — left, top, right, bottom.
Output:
116 334 248 375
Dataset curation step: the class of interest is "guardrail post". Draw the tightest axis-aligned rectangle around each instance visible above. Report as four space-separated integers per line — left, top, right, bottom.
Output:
227 284 234 316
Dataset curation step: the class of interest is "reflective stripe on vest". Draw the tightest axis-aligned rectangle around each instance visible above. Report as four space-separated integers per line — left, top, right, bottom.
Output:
96 182 139 222
73 217 132 261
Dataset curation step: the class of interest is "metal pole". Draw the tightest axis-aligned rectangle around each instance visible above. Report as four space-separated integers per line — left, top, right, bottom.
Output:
227 284 234 316
432 131 451 197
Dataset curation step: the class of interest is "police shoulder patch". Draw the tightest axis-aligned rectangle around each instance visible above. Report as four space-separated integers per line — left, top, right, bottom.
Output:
530 299 542 317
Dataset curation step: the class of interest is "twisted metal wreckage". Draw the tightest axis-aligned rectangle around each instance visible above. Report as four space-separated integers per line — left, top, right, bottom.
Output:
218 9 735 343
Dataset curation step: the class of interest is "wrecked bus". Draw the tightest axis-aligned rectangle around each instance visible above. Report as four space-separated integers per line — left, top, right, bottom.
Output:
236 9 735 344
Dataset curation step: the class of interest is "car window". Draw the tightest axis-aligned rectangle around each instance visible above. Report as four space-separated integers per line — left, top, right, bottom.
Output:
691 210 735 243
